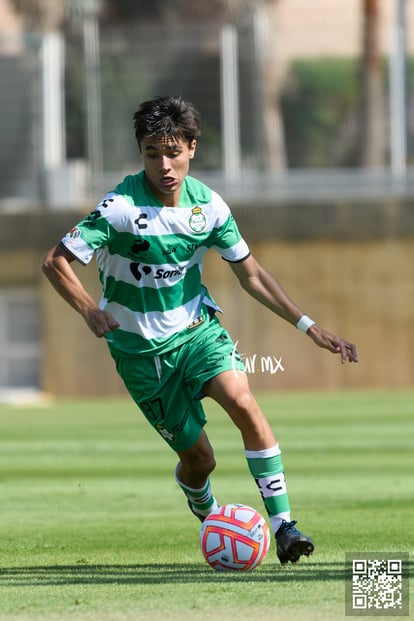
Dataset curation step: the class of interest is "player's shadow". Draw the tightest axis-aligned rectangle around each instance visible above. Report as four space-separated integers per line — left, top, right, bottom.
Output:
0 562 347 586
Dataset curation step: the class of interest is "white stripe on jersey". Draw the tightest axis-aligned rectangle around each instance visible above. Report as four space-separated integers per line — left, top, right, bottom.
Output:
97 191 231 238
100 295 211 341
95 244 208 289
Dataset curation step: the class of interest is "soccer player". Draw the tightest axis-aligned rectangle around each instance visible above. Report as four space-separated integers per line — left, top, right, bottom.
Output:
42 95 358 565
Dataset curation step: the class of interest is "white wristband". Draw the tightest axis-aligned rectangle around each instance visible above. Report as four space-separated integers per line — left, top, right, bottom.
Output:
296 314 316 333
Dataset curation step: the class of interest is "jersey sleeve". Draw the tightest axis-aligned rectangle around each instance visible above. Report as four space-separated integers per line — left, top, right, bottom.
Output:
61 192 120 265
211 194 250 262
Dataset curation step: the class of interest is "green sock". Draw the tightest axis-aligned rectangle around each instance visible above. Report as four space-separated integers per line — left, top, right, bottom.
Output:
245 444 291 534
175 467 219 517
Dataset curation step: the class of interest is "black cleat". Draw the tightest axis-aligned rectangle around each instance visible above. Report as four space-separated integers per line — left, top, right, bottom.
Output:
275 520 314 564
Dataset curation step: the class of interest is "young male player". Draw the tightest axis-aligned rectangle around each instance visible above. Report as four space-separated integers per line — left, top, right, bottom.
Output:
42 95 358 565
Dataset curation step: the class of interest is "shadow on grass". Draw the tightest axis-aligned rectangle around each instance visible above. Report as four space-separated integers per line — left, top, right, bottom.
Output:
0 562 348 586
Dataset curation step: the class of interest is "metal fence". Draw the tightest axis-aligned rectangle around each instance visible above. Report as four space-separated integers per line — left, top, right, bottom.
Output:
0 16 413 210
0 34 42 206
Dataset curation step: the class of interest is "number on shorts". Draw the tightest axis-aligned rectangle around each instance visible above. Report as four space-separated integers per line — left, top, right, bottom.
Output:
139 398 165 425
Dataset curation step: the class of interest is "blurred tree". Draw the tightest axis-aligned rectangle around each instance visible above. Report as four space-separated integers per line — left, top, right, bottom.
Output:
358 0 387 167
253 0 287 171
102 0 241 24
281 59 359 168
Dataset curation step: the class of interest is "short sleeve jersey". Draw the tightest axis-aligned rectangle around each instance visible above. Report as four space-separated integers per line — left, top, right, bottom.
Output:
61 171 250 357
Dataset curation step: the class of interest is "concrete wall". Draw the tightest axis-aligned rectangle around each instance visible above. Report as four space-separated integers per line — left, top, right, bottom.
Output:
1 198 413 396
206 235 414 391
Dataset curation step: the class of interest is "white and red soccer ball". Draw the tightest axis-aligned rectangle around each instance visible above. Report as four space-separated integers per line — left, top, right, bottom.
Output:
200 503 270 571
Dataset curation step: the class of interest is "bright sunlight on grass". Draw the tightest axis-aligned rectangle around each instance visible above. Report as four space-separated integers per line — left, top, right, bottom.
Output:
0 390 413 621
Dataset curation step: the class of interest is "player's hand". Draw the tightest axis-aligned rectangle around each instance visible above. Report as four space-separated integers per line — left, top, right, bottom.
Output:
307 324 358 364
83 308 120 338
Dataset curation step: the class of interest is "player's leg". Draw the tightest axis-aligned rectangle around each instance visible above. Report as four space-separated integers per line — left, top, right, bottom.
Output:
203 369 276 448
203 369 291 526
203 369 314 564
174 429 220 522
113 351 219 521
175 428 215 488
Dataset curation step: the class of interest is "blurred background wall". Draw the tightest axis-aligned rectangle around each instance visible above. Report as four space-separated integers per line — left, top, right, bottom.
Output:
0 0 413 399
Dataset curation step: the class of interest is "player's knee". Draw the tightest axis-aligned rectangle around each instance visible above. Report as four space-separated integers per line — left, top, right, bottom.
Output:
231 388 257 418
228 390 269 436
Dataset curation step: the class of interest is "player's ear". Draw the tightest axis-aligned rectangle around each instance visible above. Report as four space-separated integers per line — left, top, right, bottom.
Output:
189 139 197 159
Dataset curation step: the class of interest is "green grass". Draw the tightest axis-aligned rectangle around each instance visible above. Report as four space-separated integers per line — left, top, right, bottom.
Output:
0 390 413 621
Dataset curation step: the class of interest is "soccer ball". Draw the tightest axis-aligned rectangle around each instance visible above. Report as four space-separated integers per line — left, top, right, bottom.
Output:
200 503 270 571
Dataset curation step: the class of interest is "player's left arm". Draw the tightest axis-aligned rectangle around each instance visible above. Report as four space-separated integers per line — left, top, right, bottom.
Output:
229 254 358 364
42 243 120 338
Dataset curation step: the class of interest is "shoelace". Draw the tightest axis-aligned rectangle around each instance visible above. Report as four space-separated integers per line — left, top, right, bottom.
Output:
277 519 298 535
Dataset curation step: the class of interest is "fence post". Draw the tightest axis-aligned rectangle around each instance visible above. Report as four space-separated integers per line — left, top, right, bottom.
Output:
41 32 65 172
389 0 407 188
220 24 241 180
83 6 102 181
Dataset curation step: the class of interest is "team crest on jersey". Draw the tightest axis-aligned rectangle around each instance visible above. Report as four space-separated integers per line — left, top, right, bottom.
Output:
189 206 206 233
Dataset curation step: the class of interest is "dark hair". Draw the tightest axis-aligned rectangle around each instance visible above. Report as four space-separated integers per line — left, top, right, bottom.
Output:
133 96 201 148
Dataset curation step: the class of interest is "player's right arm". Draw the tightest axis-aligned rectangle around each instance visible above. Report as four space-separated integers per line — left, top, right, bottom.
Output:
42 243 120 338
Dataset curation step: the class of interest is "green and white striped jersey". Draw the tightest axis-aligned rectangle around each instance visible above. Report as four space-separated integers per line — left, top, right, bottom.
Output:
61 171 250 356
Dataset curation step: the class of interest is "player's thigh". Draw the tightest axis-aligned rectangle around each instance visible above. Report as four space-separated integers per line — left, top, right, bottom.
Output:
203 369 260 419
204 370 275 448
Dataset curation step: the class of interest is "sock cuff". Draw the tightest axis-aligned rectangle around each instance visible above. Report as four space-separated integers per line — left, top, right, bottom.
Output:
174 464 210 493
245 443 281 460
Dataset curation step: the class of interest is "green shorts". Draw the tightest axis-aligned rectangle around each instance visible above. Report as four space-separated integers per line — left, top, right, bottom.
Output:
113 314 245 452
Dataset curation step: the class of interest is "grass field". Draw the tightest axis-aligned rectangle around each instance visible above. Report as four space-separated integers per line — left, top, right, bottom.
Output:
0 390 413 621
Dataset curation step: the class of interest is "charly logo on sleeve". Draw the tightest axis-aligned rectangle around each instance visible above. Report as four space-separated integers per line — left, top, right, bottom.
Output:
189 207 206 233
67 227 81 240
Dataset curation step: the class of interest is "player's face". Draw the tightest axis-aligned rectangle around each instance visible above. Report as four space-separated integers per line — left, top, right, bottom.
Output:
140 135 196 207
